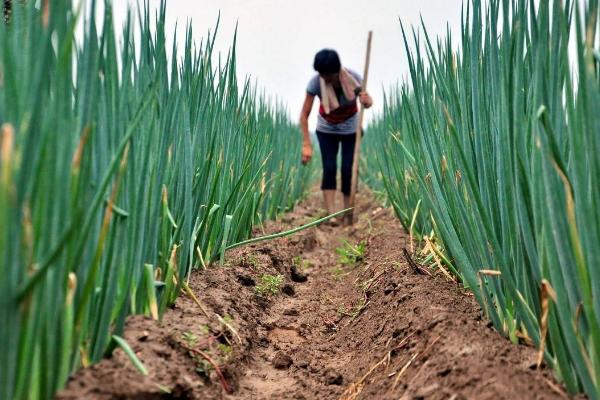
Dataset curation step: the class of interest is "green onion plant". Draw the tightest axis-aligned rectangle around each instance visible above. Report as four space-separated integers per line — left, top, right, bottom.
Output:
0 1 314 399
364 0 600 397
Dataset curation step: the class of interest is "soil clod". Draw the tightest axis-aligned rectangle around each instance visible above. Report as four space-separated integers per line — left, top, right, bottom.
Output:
325 369 344 386
290 265 308 282
283 308 300 316
272 352 293 369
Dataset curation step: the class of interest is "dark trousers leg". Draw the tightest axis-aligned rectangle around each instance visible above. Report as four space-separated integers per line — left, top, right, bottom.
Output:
340 133 357 196
316 131 340 191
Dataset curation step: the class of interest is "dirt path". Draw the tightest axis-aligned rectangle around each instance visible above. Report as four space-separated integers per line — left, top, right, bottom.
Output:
59 190 573 400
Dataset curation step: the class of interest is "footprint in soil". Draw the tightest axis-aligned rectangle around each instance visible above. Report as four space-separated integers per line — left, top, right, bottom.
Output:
237 274 255 287
268 327 305 346
282 284 295 296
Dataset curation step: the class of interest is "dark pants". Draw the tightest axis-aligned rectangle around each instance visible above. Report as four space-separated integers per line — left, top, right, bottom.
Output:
316 131 356 196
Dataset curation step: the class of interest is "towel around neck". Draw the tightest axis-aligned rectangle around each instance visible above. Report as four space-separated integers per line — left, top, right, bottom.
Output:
319 67 361 114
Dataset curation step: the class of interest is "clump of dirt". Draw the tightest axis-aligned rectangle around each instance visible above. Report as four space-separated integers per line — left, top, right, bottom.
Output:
58 190 576 400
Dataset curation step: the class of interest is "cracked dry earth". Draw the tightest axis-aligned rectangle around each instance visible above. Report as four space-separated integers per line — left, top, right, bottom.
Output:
58 190 575 400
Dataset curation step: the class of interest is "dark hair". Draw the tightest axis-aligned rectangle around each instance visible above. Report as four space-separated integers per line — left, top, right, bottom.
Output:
313 49 341 75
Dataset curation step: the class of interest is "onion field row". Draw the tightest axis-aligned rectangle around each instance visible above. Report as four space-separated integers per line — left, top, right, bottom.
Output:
0 2 313 399
363 0 600 397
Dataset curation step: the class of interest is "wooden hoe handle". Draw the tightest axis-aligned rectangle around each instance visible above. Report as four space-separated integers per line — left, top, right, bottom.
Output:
348 31 373 225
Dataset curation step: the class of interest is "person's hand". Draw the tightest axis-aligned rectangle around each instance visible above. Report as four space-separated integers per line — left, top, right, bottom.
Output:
359 91 373 108
301 143 313 165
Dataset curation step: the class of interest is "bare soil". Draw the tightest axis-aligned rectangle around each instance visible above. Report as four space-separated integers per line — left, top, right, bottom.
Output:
58 190 574 400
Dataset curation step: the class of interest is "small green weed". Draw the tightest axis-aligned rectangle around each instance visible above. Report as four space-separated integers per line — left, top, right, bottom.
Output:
255 274 284 298
181 331 199 347
330 265 347 280
238 254 260 270
335 240 366 266
199 324 210 335
293 255 313 270
194 357 213 376
217 343 233 361
221 313 234 325
337 298 367 321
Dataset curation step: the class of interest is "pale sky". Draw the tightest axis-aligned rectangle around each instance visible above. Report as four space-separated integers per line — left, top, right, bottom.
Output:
101 1 464 129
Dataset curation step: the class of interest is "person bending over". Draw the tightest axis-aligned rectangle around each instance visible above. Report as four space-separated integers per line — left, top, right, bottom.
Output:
300 48 373 225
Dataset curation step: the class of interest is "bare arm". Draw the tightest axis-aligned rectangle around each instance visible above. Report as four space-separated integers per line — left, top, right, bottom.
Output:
300 93 314 144
299 93 315 165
